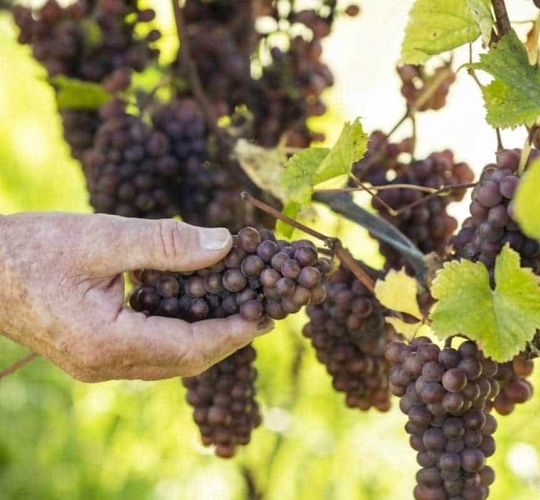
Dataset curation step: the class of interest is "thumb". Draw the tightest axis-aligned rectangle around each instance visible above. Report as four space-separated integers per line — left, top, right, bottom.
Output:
86 215 233 274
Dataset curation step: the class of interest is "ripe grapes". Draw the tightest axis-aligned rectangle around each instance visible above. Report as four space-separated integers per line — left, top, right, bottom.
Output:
303 263 397 412
82 98 182 218
386 338 498 499
353 132 474 271
130 227 331 456
397 63 456 112
452 149 540 275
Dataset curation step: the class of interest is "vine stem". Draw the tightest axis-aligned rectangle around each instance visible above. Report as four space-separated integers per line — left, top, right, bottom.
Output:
241 192 376 292
171 0 229 145
491 0 511 38
316 184 439 195
348 173 398 215
0 352 38 379
241 191 331 242
393 182 478 214
316 181 478 218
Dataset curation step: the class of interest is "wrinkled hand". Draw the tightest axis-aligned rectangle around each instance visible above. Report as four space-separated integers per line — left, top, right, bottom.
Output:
0 212 273 382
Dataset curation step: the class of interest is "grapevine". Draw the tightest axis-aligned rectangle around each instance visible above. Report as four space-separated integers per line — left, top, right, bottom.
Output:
3 0 540 498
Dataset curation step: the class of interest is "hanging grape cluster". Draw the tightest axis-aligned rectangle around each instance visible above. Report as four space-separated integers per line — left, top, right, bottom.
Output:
303 263 398 412
387 338 498 500
13 0 160 160
397 63 456 112
352 131 474 271
452 149 540 275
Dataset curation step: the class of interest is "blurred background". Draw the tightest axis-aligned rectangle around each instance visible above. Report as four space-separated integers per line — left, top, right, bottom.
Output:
1 0 540 499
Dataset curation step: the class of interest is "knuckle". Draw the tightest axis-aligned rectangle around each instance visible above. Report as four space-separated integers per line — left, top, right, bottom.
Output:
153 219 189 266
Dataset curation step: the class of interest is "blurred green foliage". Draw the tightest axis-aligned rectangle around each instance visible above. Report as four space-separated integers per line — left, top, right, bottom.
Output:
1 9 540 500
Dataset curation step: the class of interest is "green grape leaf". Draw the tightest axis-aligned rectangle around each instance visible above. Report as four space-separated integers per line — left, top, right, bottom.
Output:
313 119 367 184
50 76 111 109
466 0 494 47
278 118 367 226
375 268 422 319
430 245 540 362
386 317 422 340
402 0 481 64
386 317 428 341
468 30 540 128
235 139 288 201
279 147 329 223
276 201 302 239
479 80 540 128
514 157 540 239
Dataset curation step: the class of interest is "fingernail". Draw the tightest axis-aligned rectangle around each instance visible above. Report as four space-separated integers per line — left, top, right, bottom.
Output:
256 316 274 336
199 227 231 251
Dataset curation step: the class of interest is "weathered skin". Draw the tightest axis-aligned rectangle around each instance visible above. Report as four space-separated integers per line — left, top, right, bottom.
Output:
0 212 273 382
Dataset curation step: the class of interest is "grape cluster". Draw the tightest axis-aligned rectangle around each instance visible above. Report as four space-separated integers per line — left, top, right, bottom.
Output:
354 134 474 270
182 344 261 458
302 264 396 412
351 130 414 185
129 227 329 322
13 0 159 83
60 109 101 161
81 98 181 218
249 6 336 148
149 97 214 220
176 0 254 116
452 149 540 274
184 0 247 25
488 355 534 416
387 338 498 500
397 63 456 111
14 0 160 161
129 227 330 456
177 21 249 116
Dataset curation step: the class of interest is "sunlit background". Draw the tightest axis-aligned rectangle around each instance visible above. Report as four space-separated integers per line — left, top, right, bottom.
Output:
1 1 540 499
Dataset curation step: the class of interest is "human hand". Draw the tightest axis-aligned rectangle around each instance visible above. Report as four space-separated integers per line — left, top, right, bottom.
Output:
0 212 274 382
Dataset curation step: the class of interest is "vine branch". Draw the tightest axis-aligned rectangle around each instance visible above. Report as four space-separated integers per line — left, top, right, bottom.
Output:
0 352 38 379
241 191 378 292
171 0 229 145
491 0 511 39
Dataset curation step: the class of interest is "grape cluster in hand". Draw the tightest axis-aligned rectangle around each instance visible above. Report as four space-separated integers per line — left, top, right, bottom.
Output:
129 227 330 322
129 227 330 457
387 338 498 500
303 264 396 412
